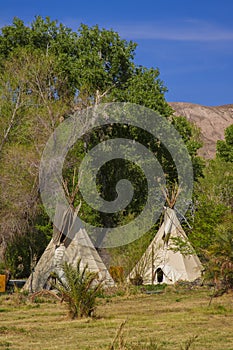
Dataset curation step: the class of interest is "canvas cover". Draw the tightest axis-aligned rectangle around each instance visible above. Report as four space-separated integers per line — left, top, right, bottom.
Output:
23 204 115 292
128 208 202 285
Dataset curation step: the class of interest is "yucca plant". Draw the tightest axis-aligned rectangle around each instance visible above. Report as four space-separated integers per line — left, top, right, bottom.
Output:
52 259 102 319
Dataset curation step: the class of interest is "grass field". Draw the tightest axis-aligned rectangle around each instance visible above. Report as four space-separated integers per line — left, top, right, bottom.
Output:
0 286 233 350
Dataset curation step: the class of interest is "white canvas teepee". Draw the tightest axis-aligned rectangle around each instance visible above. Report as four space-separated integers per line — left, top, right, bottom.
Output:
23 204 115 292
128 207 202 285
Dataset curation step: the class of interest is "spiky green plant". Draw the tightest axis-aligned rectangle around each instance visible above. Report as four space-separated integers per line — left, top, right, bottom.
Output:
52 259 102 319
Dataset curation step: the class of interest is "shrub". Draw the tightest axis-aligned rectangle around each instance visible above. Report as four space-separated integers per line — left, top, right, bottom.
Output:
52 259 102 319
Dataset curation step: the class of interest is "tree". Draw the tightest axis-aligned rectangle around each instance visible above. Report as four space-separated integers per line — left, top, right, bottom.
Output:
0 17 136 102
205 217 233 292
0 16 204 271
189 159 233 257
216 124 233 162
0 47 72 258
110 66 172 117
172 116 204 180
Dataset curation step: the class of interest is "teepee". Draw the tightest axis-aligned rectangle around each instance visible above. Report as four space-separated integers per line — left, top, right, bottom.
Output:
128 193 202 285
23 204 115 292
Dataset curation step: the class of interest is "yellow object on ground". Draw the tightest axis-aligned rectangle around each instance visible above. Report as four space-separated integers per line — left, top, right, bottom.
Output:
0 274 6 292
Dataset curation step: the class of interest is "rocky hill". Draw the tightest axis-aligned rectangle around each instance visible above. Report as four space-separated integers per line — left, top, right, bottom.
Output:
169 102 233 159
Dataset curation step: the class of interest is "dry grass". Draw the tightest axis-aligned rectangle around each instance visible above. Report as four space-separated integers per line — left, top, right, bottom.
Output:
0 286 233 349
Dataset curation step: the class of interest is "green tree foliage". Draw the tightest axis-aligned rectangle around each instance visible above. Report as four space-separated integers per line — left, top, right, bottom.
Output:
111 66 172 117
4 209 52 278
216 124 233 162
205 218 233 291
172 116 204 180
0 47 72 256
52 259 102 319
0 16 204 273
193 126 233 290
189 159 233 257
189 129 233 289
0 17 136 100
72 24 136 97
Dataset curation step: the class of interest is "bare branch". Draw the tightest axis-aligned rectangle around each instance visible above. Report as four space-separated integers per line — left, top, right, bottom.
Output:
0 90 21 155
95 84 116 105
35 72 54 126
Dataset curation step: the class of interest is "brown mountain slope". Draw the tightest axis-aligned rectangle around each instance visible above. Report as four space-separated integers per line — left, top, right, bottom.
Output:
169 102 233 158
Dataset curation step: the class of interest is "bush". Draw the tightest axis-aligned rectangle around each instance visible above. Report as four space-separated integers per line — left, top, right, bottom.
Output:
52 259 102 319
205 220 233 292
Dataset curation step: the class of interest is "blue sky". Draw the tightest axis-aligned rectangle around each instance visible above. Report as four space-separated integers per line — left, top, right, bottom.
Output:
1 0 233 106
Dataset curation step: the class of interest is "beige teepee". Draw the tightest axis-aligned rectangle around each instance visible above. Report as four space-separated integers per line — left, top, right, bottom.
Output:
128 206 202 285
23 204 115 292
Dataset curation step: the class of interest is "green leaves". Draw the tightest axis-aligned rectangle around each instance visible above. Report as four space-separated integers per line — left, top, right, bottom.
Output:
73 24 136 95
0 46 72 238
4 208 52 278
0 17 30 59
111 66 171 117
0 16 204 272
0 17 137 100
217 124 233 162
189 158 233 257
53 259 102 318
205 219 233 291
189 130 233 290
